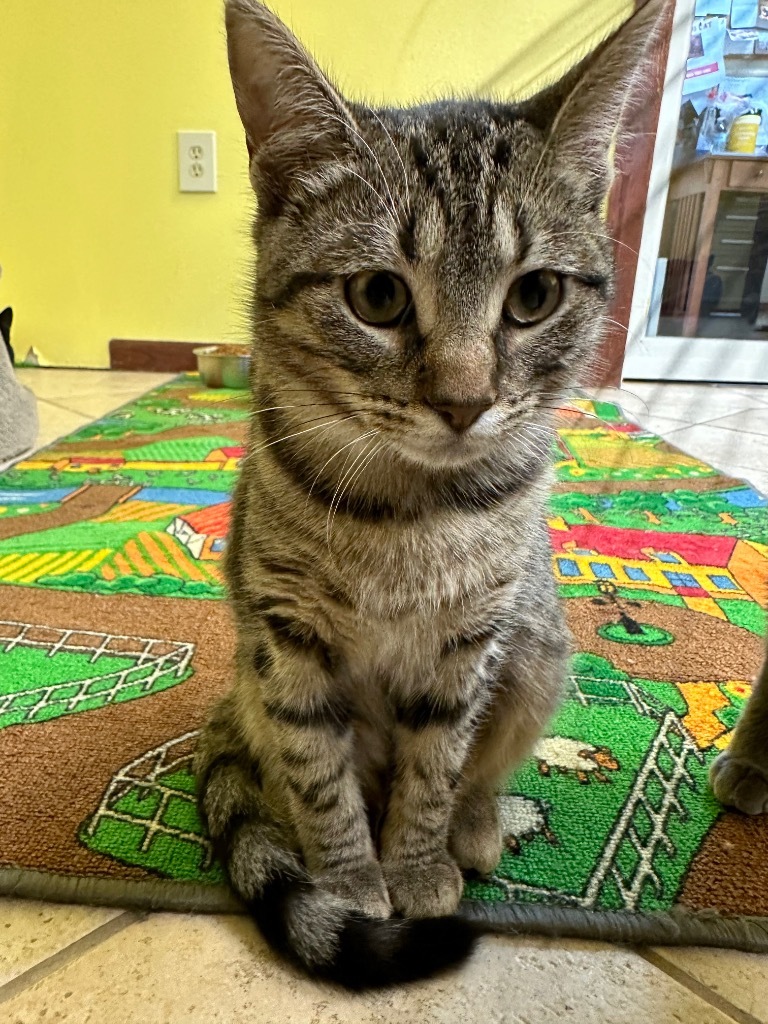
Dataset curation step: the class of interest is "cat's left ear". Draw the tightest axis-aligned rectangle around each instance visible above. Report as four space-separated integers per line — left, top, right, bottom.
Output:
522 0 668 203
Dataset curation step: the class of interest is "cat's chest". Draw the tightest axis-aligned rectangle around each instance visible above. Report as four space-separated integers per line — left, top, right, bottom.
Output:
336 504 535 618
340 590 506 688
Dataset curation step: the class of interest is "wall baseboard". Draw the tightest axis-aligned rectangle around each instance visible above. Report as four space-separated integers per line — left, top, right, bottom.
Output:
109 339 202 372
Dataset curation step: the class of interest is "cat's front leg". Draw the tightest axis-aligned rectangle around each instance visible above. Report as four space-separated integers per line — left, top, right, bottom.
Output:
449 614 569 876
247 623 391 919
710 637 768 815
380 653 490 918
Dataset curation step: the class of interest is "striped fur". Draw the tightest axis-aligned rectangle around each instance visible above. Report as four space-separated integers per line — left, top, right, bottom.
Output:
195 0 667 988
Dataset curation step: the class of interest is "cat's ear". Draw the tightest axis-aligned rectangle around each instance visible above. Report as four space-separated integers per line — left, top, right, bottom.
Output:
521 0 667 202
225 0 355 201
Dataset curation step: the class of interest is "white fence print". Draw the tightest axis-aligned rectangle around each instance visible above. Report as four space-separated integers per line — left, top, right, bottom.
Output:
0 620 194 724
85 730 213 867
582 711 702 909
567 672 662 720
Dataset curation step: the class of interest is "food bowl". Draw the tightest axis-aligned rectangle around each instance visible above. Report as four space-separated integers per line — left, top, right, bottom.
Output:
194 345 251 389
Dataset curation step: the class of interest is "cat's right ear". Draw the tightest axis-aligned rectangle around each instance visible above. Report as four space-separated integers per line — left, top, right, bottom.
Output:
225 0 356 205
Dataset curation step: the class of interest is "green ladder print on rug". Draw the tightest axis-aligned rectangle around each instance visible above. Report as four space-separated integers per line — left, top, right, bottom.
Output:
465 661 722 914
0 621 194 729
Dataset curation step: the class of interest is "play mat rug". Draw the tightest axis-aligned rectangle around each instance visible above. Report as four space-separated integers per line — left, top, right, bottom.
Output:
0 374 766 951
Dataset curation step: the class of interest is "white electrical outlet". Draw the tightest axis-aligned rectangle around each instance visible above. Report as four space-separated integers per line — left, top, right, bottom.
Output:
178 131 217 193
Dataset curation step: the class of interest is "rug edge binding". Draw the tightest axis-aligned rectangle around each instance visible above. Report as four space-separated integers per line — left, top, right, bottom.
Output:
2 868 767 953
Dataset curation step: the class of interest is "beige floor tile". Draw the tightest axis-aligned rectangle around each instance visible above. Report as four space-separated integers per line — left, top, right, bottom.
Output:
629 412 688 439
729 468 768 497
16 369 174 415
36 391 152 422
733 385 768 408
704 407 768 437
33 401 91 450
621 382 765 425
0 899 121 987
649 947 768 1024
662 422 767 483
740 469 768 497
0 913 743 1024
588 386 655 422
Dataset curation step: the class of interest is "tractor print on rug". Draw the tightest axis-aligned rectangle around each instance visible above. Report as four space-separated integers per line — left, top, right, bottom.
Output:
0 377 250 600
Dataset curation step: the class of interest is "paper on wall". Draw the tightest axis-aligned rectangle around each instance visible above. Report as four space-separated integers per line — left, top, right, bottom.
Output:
731 0 760 28
725 27 758 53
683 17 727 96
694 0 732 13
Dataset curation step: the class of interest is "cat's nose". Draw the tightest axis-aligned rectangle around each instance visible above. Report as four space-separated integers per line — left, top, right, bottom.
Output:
425 396 495 433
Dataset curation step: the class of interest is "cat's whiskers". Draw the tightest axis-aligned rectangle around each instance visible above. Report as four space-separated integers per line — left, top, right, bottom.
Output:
538 397 631 434
323 112 401 221
512 428 552 464
364 106 411 213
342 167 400 230
538 384 652 421
305 429 380 512
327 439 384 550
325 435 380 548
287 412 368 461
555 229 640 260
271 363 374 393
253 412 362 454
595 314 628 333
249 404 302 416
274 386 373 401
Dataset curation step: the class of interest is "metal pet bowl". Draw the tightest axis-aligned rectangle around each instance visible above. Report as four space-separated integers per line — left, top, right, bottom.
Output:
194 345 251 389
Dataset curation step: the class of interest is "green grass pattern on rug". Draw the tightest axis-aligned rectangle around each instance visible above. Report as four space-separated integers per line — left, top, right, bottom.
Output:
1 374 767 944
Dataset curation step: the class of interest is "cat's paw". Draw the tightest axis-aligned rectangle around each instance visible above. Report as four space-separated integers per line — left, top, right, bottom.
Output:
316 860 392 920
449 790 502 875
710 752 768 815
382 856 463 918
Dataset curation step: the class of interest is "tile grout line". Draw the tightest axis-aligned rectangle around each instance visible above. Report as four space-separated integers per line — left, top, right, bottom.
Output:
0 911 146 1006
34 398 93 419
680 419 768 439
637 949 765 1024
639 414 760 434
34 396 116 418
637 423 767 480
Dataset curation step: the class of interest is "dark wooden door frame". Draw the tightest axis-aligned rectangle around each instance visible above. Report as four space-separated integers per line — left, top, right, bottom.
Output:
597 0 674 386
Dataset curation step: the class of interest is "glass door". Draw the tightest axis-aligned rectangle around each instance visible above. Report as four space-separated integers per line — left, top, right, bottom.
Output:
627 0 768 381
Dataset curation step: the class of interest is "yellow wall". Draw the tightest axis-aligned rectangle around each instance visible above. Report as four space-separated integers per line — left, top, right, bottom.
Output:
0 0 632 368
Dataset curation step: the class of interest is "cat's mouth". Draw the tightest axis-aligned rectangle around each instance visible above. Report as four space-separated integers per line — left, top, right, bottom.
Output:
374 392 551 471
389 405 510 469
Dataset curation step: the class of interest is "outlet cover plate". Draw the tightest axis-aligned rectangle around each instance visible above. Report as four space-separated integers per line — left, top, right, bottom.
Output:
178 130 217 193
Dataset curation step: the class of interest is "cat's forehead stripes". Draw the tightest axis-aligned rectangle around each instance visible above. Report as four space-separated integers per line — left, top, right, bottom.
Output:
360 111 536 273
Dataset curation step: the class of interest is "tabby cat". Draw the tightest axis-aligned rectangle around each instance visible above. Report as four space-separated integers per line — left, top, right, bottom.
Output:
195 0 665 988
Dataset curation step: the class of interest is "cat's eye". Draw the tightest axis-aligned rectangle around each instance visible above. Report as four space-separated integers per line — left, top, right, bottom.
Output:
504 270 563 326
345 271 411 327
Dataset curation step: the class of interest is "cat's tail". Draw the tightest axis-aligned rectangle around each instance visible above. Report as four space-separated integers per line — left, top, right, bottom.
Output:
195 725 476 988
250 872 477 989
